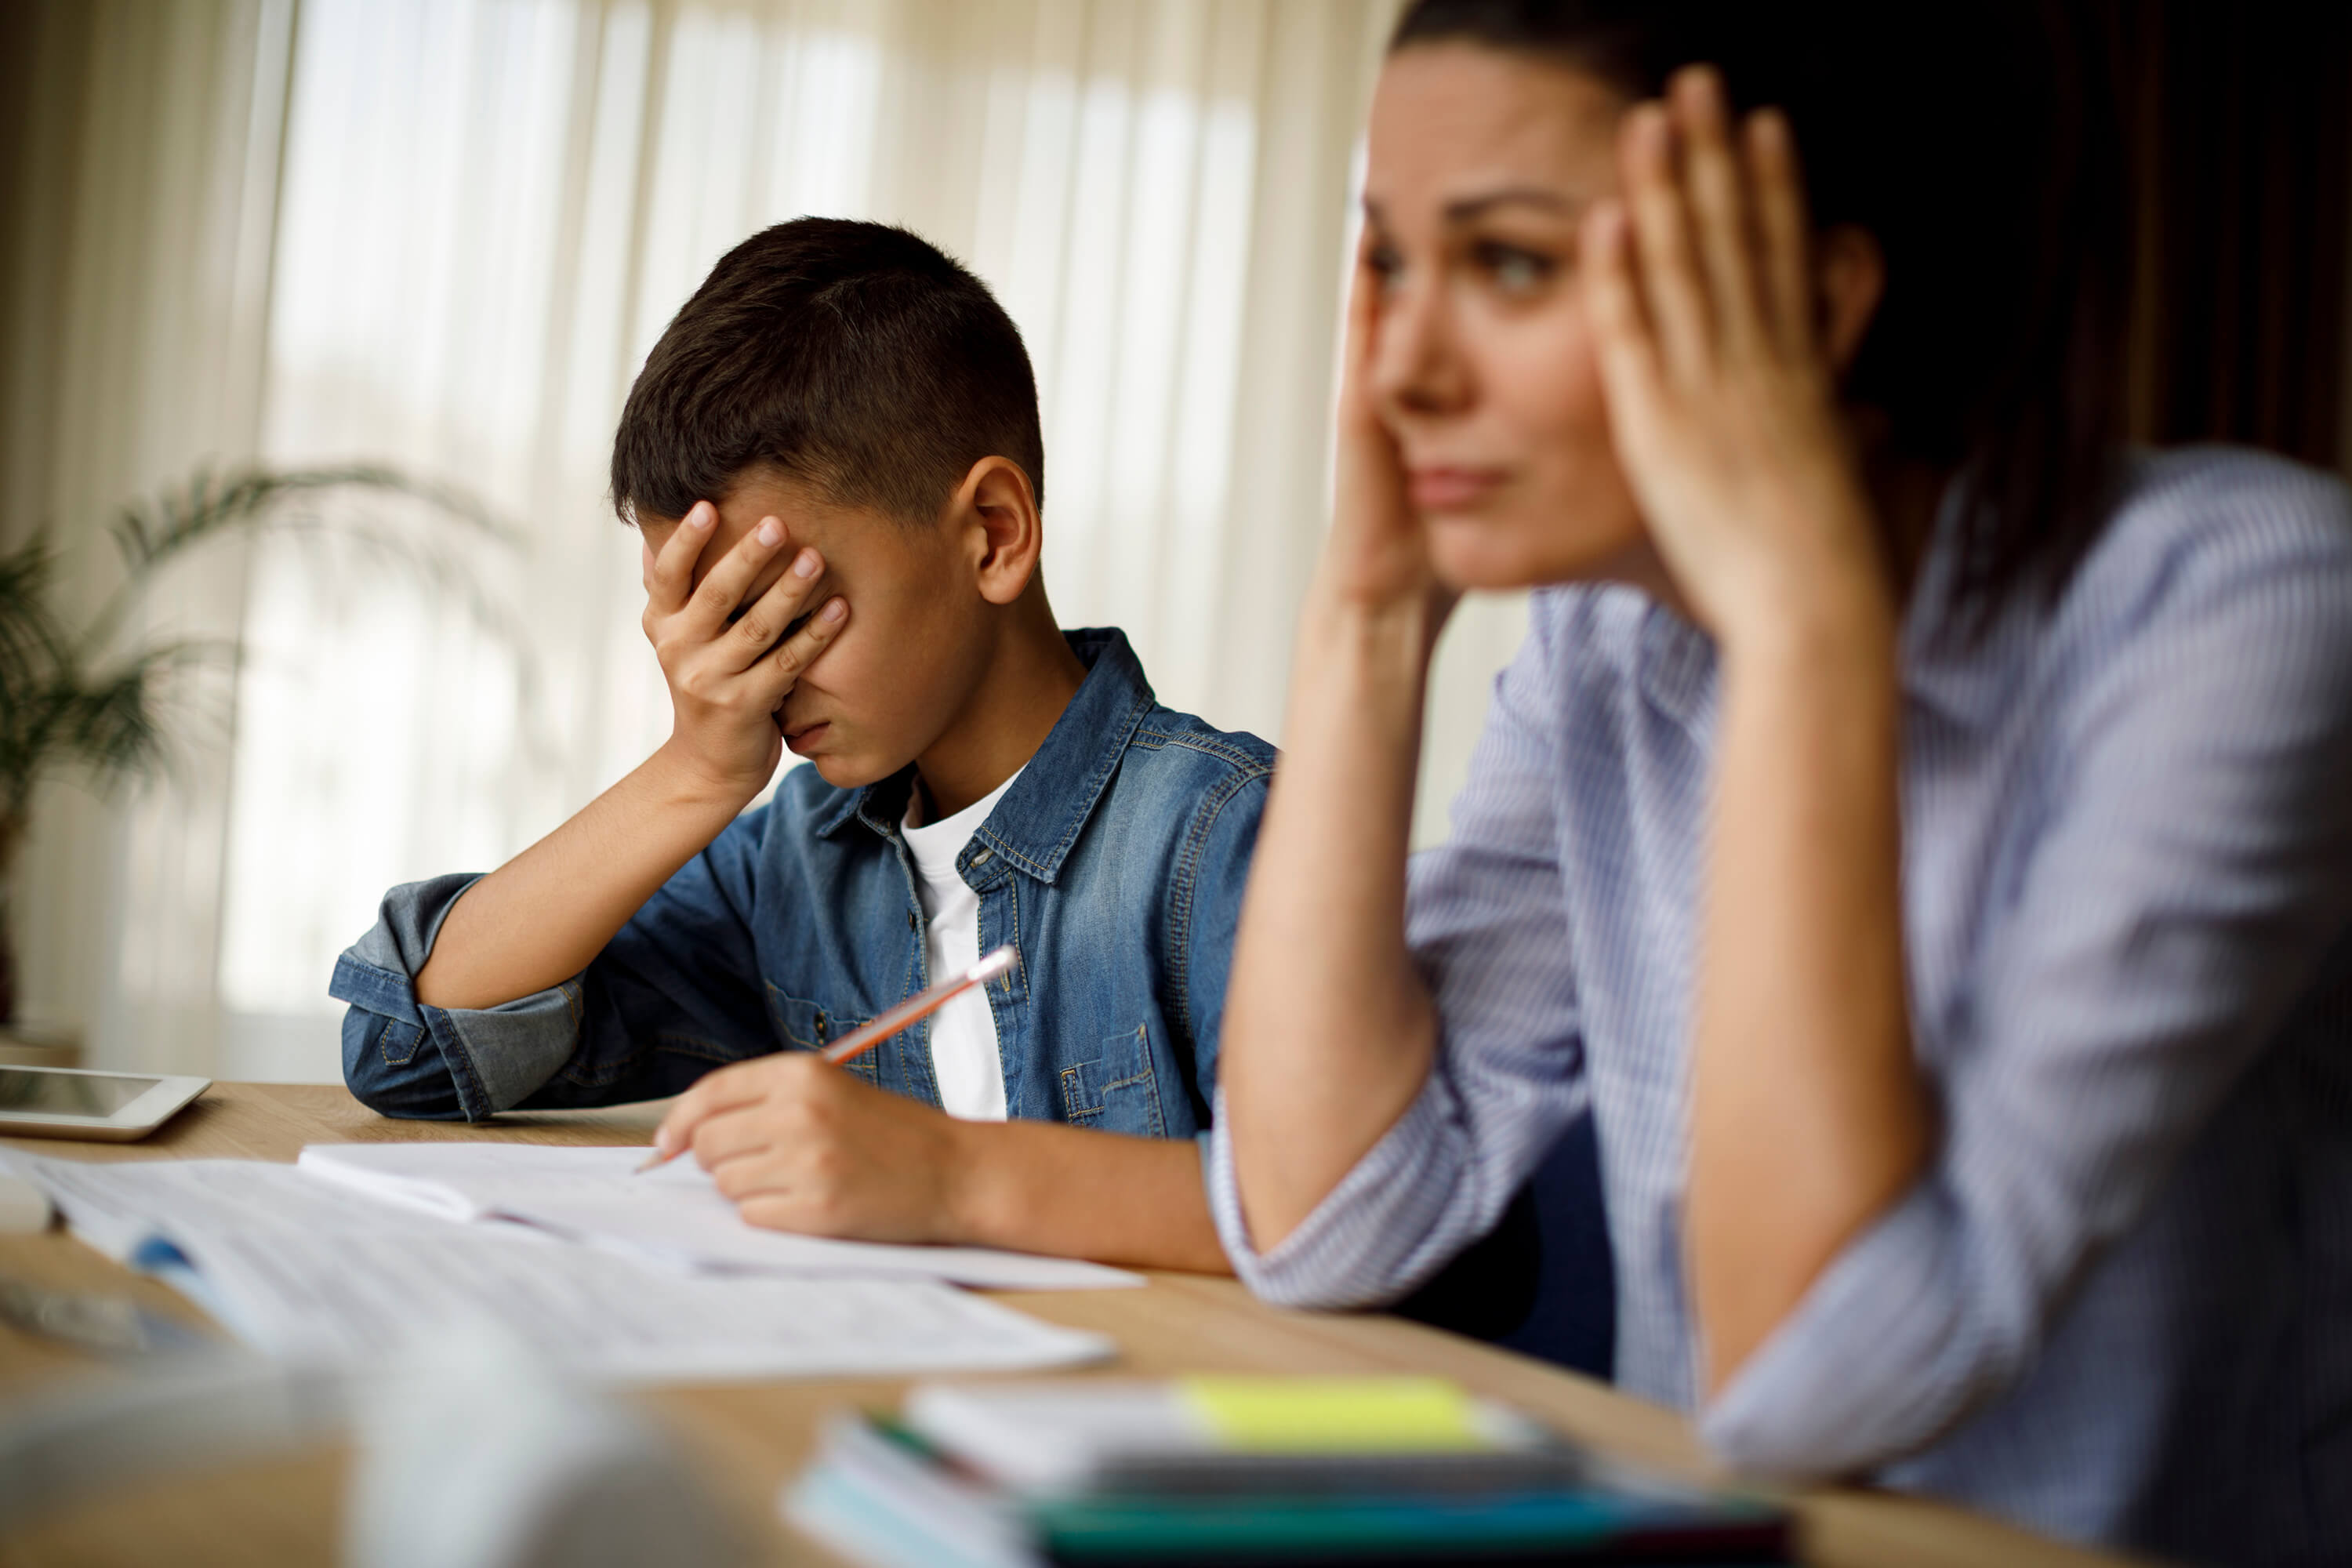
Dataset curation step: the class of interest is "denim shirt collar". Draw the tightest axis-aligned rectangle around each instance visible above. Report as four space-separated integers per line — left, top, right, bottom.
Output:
810 628 1156 886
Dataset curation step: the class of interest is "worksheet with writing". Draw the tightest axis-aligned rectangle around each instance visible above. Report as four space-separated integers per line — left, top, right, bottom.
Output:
292 1142 1142 1290
8 1153 1114 1382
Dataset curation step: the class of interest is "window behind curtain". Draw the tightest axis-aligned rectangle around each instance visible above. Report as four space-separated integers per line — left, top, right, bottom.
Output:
214 0 1417 1080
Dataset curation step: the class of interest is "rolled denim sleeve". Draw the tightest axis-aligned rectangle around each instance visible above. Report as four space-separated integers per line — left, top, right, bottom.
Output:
1210 615 1588 1306
1701 497 2352 1476
332 873 580 1120
332 809 780 1122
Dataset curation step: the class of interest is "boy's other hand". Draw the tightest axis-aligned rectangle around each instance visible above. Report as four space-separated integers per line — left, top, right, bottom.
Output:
655 1053 969 1244
643 499 848 804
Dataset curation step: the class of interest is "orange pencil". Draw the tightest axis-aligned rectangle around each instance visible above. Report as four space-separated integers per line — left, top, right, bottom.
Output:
633 944 1018 1174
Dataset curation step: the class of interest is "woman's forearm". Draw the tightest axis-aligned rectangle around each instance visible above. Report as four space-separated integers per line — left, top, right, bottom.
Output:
1687 589 1930 1393
946 1120 1231 1272
1219 590 1447 1254
415 741 749 1010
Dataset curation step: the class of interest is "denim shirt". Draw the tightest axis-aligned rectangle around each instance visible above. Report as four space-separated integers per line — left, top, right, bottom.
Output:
332 628 1275 1136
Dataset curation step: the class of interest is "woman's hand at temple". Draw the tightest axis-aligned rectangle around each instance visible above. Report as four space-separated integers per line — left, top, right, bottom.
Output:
1581 71 1889 648
1586 66 1929 1396
1321 234 1461 636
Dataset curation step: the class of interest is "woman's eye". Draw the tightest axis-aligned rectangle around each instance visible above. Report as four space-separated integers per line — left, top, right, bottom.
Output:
1365 241 1406 291
1473 241 1555 295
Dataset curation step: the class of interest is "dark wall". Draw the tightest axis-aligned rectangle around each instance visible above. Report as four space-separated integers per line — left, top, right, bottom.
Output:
2114 1 2352 470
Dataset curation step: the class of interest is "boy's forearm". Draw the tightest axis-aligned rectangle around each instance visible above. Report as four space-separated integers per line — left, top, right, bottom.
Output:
943 1120 1231 1273
414 742 754 1011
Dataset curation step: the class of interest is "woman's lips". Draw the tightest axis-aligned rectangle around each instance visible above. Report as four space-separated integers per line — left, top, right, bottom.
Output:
1407 466 1506 510
784 722 829 754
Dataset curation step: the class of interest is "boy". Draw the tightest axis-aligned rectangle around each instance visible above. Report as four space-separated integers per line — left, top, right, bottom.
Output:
329 219 1271 1271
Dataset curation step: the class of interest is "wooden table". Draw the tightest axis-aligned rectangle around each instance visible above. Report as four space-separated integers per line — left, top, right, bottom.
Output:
0 1083 2135 1567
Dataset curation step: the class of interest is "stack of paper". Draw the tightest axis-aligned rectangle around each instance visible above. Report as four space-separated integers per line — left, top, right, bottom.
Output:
6 1151 1116 1384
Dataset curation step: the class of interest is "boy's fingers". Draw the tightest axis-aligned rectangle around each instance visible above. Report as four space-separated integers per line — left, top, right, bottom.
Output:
655 1058 770 1152
685 1105 775 1173
753 596 848 695
682 515 792 637
720 546 826 670
647 501 717 615
652 1096 701 1156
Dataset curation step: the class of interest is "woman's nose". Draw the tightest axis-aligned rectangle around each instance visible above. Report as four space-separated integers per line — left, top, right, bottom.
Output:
1371 274 1472 419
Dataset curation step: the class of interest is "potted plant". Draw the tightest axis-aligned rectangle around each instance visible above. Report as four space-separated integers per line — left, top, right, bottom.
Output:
0 464 517 1033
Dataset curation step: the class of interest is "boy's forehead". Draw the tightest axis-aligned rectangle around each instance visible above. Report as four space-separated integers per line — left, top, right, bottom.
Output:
641 474 869 550
728 471 915 544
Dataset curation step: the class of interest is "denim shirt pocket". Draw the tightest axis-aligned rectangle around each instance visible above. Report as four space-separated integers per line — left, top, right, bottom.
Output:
764 984 880 1083
1058 1023 1166 1137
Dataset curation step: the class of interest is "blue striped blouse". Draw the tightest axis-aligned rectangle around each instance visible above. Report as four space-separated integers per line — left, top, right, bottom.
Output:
1208 448 2352 1563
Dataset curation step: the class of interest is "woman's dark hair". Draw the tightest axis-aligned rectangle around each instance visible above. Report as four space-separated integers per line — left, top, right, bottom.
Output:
1391 0 2132 633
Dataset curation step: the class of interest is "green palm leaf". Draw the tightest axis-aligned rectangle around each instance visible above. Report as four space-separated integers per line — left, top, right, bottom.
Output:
2 463 522 829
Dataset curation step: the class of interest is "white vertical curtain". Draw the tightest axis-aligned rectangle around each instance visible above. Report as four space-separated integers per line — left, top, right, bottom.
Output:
2 0 298 1076
11 0 1532 1081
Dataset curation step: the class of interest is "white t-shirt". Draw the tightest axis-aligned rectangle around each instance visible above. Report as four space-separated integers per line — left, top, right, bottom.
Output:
898 769 1022 1121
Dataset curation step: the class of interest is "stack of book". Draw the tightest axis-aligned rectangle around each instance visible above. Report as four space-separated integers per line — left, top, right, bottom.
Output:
785 1376 1790 1566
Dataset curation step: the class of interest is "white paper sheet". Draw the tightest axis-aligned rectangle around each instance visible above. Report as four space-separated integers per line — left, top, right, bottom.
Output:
7 1153 1113 1382
293 1142 1144 1291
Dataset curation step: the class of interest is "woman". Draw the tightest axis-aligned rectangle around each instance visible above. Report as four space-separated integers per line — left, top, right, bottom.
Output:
1210 2 2352 1560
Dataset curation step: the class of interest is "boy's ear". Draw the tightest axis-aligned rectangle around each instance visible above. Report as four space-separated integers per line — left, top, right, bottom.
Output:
953 456 1044 606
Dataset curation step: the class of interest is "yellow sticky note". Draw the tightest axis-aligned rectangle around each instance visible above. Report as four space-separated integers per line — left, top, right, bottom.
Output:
1178 1376 1487 1453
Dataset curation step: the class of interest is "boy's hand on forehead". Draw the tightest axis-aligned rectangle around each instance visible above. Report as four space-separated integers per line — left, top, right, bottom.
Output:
641 498 848 805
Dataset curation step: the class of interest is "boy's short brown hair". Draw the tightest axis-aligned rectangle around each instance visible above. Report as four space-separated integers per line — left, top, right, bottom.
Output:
612 219 1045 526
